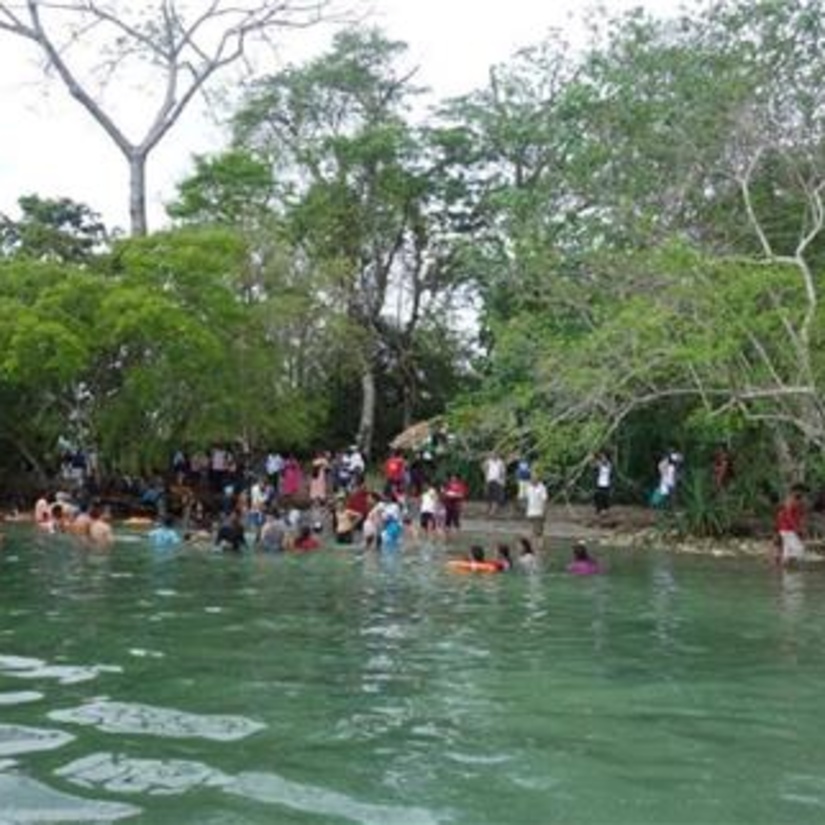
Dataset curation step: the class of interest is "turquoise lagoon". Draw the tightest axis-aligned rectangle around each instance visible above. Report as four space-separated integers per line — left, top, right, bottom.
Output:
1 529 824 824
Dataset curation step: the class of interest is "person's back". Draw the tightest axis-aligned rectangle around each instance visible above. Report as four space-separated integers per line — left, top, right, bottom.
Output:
293 525 320 551
67 506 92 537
216 513 246 552
149 517 181 548
260 513 286 552
88 508 114 546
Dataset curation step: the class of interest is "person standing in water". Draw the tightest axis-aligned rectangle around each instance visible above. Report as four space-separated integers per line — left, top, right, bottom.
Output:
524 473 549 543
775 484 808 567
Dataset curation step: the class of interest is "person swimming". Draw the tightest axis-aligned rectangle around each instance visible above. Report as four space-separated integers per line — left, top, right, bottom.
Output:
292 524 320 552
567 541 600 575
517 537 538 573
495 543 513 571
148 515 182 548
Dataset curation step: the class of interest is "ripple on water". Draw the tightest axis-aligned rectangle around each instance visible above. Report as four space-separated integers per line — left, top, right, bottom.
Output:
48 700 266 741
0 774 140 821
127 649 165 660
445 751 513 766
56 753 231 796
0 655 122 685
56 754 443 825
0 691 43 706
225 771 443 825
0 725 74 757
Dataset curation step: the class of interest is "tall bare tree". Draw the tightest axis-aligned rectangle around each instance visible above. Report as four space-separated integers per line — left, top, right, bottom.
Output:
0 0 332 235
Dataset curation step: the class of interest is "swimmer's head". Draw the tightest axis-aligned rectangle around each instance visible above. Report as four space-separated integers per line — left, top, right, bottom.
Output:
573 541 590 561
470 545 485 563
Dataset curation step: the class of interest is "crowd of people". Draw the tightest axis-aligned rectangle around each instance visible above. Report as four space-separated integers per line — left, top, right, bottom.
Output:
22 444 611 576
23 439 819 571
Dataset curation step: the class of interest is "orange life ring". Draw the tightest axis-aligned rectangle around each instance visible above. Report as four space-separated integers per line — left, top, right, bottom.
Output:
447 559 501 574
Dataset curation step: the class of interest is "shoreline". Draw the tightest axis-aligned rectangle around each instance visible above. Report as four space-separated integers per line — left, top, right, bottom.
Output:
1 501 802 562
460 503 781 560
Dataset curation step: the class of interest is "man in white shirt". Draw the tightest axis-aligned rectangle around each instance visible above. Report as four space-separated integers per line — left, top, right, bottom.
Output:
347 446 366 486
483 452 507 516
265 451 283 486
594 451 613 514
525 474 548 538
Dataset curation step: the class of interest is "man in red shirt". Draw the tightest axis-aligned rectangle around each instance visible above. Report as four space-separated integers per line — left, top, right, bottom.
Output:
345 481 372 523
442 473 468 533
775 484 808 566
384 450 407 495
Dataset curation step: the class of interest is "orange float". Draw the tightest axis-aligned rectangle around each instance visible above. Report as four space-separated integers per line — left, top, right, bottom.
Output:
447 559 501 574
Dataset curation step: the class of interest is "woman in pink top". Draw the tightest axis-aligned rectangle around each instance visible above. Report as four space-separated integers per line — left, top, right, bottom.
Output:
309 453 329 504
567 542 601 575
280 456 304 498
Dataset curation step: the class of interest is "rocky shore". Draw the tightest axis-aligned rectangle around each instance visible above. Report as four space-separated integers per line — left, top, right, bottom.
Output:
461 502 782 560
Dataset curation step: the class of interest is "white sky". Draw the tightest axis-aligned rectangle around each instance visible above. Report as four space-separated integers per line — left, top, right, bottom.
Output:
0 0 682 232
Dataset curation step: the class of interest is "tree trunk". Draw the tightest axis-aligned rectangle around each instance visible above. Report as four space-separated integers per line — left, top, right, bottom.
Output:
128 152 148 236
6 436 49 487
401 372 416 431
773 428 803 485
357 365 376 459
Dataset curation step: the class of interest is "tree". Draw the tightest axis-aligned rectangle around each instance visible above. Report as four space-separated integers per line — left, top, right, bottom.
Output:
166 149 274 227
450 0 825 498
0 0 332 235
233 28 471 454
0 194 108 262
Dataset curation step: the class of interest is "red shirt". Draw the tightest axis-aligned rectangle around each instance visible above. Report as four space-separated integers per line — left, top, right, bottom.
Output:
443 478 467 500
385 456 405 482
776 500 804 533
346 488 371 518
294 535 320 551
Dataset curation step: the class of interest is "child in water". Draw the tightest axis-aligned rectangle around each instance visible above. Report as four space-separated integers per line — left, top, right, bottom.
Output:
567 541 600 575
381 514 404 551
469 544 486 563
517 537 538 573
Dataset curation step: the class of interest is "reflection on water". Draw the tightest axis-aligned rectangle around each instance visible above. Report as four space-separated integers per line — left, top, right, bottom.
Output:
49 700 266 741
0 655 122 685
0 773 140 821
1 531 825 823
57 752 231 796
57 753 442 825
0 724 74 757
225 771 442 825
0 691 43 706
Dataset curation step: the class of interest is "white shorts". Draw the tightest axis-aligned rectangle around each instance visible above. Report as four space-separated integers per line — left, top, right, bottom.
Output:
780 531 805 562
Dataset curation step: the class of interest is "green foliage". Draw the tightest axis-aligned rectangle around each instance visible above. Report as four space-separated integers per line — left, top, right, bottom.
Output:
167 151 274 226
0 195 108 263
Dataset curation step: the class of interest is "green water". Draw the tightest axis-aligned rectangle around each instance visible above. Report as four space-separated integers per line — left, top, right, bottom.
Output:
1 529 825 824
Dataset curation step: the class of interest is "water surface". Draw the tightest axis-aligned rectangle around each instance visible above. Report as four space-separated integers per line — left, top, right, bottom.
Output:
1 528 824 824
